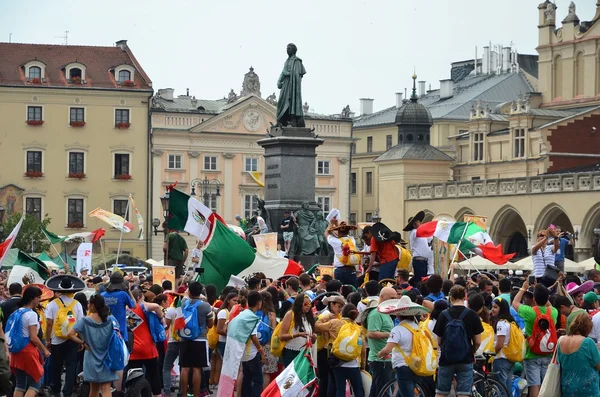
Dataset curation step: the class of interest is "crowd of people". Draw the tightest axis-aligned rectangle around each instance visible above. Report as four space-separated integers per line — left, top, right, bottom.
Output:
0 211 597 397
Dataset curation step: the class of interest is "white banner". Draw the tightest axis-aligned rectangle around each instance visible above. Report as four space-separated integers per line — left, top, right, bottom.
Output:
76 242 93 275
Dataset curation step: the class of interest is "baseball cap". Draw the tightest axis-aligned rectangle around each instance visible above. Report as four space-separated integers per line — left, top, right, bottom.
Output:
583 291 600 304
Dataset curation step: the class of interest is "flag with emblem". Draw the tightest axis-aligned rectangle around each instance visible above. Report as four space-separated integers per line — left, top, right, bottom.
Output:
261 346 317 397
168 189 216 244
7 250 50 286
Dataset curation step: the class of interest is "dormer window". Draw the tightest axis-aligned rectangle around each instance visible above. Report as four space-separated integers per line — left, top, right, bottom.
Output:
114 65 136 86
23 60 46 83
65 62 86 84
29 67 41 80
69 68 82 83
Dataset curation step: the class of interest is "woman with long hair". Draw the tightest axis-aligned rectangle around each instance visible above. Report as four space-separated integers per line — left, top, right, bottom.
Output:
314 295 345 397
490 297 516 394
211 291 239 388
279 293 316 367
258 291 278 389
331 303 365 397
9 286 50 397
67 294 116 397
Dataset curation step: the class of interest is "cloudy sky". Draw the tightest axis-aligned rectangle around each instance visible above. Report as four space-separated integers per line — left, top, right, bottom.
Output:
1 0 596 115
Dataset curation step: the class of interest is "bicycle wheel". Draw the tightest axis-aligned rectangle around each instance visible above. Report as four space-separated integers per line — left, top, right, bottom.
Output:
377 379 428 397
471 375 511 397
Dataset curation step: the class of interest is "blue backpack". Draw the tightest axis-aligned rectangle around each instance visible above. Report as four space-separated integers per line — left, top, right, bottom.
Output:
5 308 32 353
256 310 272 346
142 304 166 343
104 316 128 371
178 300 203 341
441 309 471 363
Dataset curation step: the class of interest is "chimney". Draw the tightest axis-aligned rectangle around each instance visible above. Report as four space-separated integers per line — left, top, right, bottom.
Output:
359 98 374 116
158 88 174 100
115 40 127 51
186 88 190 96
475 47 478 75
483 46 490 74
418 81 426 97
502 47 511 73
440 79 454 99
396 93 403 108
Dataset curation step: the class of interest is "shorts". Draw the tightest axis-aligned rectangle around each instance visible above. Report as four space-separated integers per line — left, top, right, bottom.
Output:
524 356 551 387
179 340 209 368
436 363 474 395
168 260 185 278
283 232 294 242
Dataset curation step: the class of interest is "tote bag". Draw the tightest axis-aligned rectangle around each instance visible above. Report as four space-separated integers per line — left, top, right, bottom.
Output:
539 337 562 397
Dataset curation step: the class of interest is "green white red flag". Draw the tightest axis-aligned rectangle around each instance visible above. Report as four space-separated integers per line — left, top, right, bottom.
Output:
0 215 25 268
261 346 317 397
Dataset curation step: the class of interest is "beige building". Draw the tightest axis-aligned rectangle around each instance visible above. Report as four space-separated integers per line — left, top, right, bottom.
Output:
150 68 353 258
0 40 153 258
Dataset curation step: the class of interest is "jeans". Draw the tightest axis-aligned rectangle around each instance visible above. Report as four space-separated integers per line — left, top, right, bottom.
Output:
317 349 331 397
378 260 398 280
493 358 512 396
334 267 357 287
555 260 565 273
14 369 41 392
411 259 428 286
523 356 551 387
332 366 364 397
217 341 226 358
395 366 421 397
51 340 78 397
241 354 263 397
369 361 393 397
162 342 180 396
157 341 166 389
436 363 474 395
41 352 53 388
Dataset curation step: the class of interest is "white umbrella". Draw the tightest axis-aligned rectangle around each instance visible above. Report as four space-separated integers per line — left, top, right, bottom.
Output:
578 257 598 269
513 256 585 273
146 258 164 267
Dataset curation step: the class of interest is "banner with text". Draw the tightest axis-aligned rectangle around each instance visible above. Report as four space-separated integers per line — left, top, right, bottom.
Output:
76 243 93 275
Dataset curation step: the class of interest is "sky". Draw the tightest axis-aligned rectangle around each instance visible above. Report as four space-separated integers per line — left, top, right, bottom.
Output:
0 0 597 115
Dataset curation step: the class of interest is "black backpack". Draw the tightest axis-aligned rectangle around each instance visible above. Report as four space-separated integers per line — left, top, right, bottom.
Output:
442 309 471 363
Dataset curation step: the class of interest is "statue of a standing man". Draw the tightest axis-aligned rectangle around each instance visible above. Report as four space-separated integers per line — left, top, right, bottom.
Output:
276 43 306 128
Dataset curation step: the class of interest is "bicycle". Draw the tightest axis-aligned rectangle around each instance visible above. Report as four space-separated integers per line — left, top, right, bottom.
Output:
376 378 431 397
471 353 511 397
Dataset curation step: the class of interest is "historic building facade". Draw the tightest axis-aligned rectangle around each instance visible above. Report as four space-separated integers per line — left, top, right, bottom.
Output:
150 68 353 258
0 41 153 258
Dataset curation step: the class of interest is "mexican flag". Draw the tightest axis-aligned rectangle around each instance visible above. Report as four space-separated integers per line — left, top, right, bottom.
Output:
168 189 217 244
41 226 105 244
416 221 515 264
262 347 317 397
0 215 25 268
7 250 50 286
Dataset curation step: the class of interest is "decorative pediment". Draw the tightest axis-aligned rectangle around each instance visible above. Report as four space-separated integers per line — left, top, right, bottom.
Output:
110 144 135 152
65 141 90 151
23 141 47 150
63 188 89 197
109 189 133 198
24 187 47 196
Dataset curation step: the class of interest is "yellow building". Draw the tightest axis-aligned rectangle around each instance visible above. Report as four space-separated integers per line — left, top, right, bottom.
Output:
0 40 153 258
150 67 353 258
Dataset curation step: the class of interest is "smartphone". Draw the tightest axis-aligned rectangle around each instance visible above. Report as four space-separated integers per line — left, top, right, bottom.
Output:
528 275 535 284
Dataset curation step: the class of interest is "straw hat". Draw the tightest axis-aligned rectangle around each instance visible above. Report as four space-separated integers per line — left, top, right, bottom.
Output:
566 280 594 296
45 275 85 292
322 295 345 306
403 211 425 232
377 296 430 316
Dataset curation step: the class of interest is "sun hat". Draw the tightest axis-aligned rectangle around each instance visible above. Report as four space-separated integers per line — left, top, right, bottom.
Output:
403 211 425 232
23 283 54 301
377 296 430 316
45 275 85 292
106 272 129 292
322 295 345 306
566 280 594 296
370 222 405 244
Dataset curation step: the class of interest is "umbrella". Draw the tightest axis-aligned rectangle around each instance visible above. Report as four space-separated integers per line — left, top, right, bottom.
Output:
578 257 599 269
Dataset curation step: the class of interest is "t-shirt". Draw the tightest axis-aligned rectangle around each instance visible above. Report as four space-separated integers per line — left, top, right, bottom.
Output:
494 319 511 359
532 245 556 277
168 233 188 261
1 297 21 332
191 248 202 271
433 306 484 366
101 290 135 342
241 322 259 362
498 293 511 302
555 237 570 262
424 292 446 303
20 310 39 337
165 307 179 343
130 304 158 360
185 298 214 341
256 216 268 234
367 309 393 362
217 309 229 343
45 296 85 345
591 311 600 342
370 237 399 264
279 296 295 318
388 320 419 369
517 305 559 359
280 217 292 231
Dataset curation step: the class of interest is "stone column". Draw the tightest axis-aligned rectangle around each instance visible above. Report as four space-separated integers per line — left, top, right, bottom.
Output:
188 151 200 183
223 152 236 221
337 157 350 221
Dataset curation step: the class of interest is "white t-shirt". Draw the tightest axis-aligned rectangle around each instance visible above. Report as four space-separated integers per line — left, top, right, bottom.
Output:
532 245 556 277
327 235 358 268
257 217 268 234
357 297 379 314
45 296 85 345
217 309 229 343
494 320 511 359
20 310 39 337
241 322 259 362
388 320 418 369
427 318 436 334
191 248 202 271
165 307 179 343
591 312 600 342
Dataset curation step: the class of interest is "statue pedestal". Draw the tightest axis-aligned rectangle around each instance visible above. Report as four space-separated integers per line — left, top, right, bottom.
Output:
295 255 332 269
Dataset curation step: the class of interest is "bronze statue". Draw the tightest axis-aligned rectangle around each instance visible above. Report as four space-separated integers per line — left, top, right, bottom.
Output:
290 202 319 255
314 211 331 256
276 43 306 128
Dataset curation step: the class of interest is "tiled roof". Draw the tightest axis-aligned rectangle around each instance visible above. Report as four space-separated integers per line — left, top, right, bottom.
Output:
534 105 600 130
0 42 152 90
354 72 534 128
375 143 454 162
152 95 228 114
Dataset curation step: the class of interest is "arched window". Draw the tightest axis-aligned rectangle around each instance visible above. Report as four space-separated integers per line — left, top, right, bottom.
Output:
553 55 563 99
29 66 41 79
406 134 413 142
575 52 585 97
69 67 82 81
118 70 131 82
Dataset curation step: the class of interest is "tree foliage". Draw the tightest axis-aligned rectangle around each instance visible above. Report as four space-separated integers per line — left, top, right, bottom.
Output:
0 213 51 253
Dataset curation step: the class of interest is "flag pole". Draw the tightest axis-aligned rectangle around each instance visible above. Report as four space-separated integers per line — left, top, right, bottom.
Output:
115 200 131 266
448 221 471 269
99 238 108 275
457 248 483 275
41 229 69 270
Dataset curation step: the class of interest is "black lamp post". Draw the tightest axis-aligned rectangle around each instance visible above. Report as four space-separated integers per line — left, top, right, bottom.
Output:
0 205 5 241
190 176 221 207
151 191 170 263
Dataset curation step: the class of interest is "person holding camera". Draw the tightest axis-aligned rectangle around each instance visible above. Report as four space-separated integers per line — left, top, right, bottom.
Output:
553 226 574 273
531 228 559 283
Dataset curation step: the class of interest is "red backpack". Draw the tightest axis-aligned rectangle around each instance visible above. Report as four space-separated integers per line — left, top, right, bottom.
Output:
528 306 557 355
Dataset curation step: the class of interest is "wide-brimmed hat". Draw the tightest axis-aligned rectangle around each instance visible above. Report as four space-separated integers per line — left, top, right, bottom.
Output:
371 222 405 244
567 280 594 296
377 296 430 316
331 221 357 233
403 211 425 232
379 278 397 288
322 295 346 306
106 272 129 292
45 275 85 292
24 283 54 301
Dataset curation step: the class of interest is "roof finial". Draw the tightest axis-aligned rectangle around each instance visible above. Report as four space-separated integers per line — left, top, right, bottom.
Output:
410 71 418 102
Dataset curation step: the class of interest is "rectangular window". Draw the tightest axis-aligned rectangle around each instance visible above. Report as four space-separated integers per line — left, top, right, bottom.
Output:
350 172 357 194
207 193 218 212
244 195 258 219
245 158 258 172
67 198 84 226
25 198 41 222
113 199 129 221
367 136 373 153
204 156 217 171
349 213 357 236
386 134 393 150
115 109 130 124
70 107 85 123
68 152 85 174
366 171 373 194
26 151 42 173
168 154 182 169
27 106 42 121
317 160 330 175
473 133 484 161
365 212 373 222
514 129 525 158
316 196 330 214
114 153 130 177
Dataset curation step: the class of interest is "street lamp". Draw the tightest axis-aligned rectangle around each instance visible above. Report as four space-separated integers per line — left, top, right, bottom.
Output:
0 205 5 234
190 176 221 207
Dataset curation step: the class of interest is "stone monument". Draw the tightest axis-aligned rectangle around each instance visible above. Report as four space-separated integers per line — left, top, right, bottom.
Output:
257 43 331 266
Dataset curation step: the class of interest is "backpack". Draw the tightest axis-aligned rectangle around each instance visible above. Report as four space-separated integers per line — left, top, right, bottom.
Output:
476 321 495 356
441 309 471 363
338 237 360 266
256 310 272 346
270 314 294 357
104 316 129 371
332 320 363 361
207 321 219 350
397 246 412 270
169 307 182 342
53 298 78 339
5 308 32 353
528 306 557 355
142 304 166 343
503 321 526 363
396 324 438 377
178 300 203 341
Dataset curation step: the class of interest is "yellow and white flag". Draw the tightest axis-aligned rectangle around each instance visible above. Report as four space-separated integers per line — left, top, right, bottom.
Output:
88 207 133 233
246 171 264 187
129 194 144 240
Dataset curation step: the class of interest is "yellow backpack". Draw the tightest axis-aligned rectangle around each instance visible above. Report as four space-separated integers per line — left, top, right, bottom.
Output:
396 324 438 377
476 321 495 356
502 321 526 363
207 309 229 349
338 237 360 266
332 320 363 361
53 298 78 339
271 314 294 357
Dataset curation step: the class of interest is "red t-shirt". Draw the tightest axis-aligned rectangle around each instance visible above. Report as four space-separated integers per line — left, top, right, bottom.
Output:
370 237 399 264
130 304 158 360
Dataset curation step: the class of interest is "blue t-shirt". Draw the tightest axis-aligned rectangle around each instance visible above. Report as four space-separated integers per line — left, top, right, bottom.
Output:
101 290 135 341
555 238 570 262
424 292 446 302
